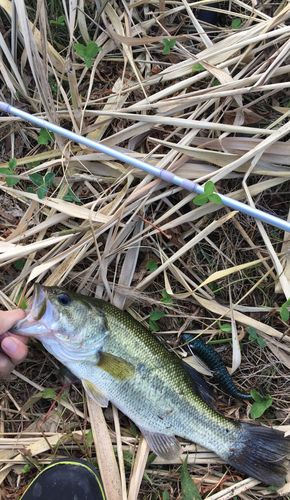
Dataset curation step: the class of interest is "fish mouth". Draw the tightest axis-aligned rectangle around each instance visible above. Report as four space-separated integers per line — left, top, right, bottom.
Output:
27 284 48 321
10 284 52 337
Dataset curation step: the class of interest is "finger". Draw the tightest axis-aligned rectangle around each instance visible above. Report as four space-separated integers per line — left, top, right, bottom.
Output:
0 333 30 347
1 336 29 366
0 309 26 336
0 352 15 375
8 334 30 345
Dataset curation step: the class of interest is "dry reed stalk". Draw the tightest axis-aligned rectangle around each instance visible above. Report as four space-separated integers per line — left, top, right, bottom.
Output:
0 1 290 498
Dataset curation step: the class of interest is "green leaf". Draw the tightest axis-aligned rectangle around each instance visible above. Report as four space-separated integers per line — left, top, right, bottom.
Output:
248 327 257 341
149 319 159 331
20 299 27 310
37 185 48 199
193 194 209 206
208 281 219 293
251 389 264 403
130 422 137 437
30 173 44 186
50 15 66 25
37 128 55 144
232 18 242 29
58 14 66 24
86 41 103 58
74 42 102 68
69 188 80 202
250 390 272 418
162 38 176 55
21 464 31 474
8 158 17 171
192 63 205 72
248 331 257 341
16 291 27 309
26 186 35 194
86 428 94 448
247 326 256 337
44 172 55 186
42 129 54 140
84 55 93 69
27 160 41 169
247 327 266 347
167 39 176 49
203 180 214 196
0 168 13 174
74 43 86 58
160 289 173 304
6 177 19 186
163 492 170 500
43 388 57 399
150 310 165 321
63 188 81 203
120 449 133 466
257 337 267 348
14 259 24 270
221 323 231 332
48 76 58 94
181 454 202 500
208 193 223 205
250 398 272 418
38 135 49 145
280 304 289 322
146 452 157 467
161 290 170 299
146 259 158 272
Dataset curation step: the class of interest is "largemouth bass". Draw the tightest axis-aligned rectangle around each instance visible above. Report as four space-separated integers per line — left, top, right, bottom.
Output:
11 285 290 486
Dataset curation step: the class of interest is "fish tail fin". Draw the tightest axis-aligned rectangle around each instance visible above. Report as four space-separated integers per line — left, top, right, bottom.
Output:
227 423 290 486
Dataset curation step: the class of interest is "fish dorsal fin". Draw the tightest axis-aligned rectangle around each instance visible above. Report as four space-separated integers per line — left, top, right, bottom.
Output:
96 352 135 381
182 360 218 411
82 379 109 407
139 426 182 462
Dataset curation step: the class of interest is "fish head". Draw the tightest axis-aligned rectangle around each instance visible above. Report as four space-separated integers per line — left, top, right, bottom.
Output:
10 284 110 360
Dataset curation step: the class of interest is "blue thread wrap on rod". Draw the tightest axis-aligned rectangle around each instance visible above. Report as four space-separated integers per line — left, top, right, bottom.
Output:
0 101 290 233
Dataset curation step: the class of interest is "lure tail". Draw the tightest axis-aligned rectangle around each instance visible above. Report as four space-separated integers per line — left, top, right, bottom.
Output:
226 424 290 486
182 334 252 400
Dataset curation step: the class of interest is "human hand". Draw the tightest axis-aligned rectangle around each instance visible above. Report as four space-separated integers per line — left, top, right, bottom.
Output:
0 309 29 375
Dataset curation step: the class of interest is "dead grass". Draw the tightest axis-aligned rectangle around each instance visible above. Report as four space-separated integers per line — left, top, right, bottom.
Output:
1 0 290 498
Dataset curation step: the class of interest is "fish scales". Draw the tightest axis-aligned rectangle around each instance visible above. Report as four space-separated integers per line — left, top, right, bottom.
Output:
74 302 237 456
10 284 290 487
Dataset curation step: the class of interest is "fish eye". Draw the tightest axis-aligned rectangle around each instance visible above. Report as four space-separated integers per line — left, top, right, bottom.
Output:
57 294 71 306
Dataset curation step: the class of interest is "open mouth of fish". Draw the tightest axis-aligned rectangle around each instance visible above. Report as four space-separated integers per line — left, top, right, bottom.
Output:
10 284 55 337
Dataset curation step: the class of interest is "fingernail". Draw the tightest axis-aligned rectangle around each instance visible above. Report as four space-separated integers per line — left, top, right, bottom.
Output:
2 337 18 353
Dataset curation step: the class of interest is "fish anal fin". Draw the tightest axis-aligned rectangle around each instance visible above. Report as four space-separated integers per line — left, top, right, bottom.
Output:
96 352 135 381
139 426 182 462
82 379 109 407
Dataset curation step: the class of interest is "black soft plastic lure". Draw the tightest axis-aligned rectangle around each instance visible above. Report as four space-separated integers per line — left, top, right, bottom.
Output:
182 333 252 400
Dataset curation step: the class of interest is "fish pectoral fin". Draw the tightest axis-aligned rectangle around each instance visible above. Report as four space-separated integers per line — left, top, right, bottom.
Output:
96 352 135 381
139 426 182 462
82 379 109 408
182 360 218 411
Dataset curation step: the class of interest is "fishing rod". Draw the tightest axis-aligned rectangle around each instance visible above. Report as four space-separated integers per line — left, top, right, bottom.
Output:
1 101 290 233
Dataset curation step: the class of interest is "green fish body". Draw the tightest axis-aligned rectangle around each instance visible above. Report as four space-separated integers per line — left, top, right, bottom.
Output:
10 285 290 486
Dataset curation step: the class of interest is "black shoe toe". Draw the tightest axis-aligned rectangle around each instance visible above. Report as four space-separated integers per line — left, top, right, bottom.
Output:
20 458 105 500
